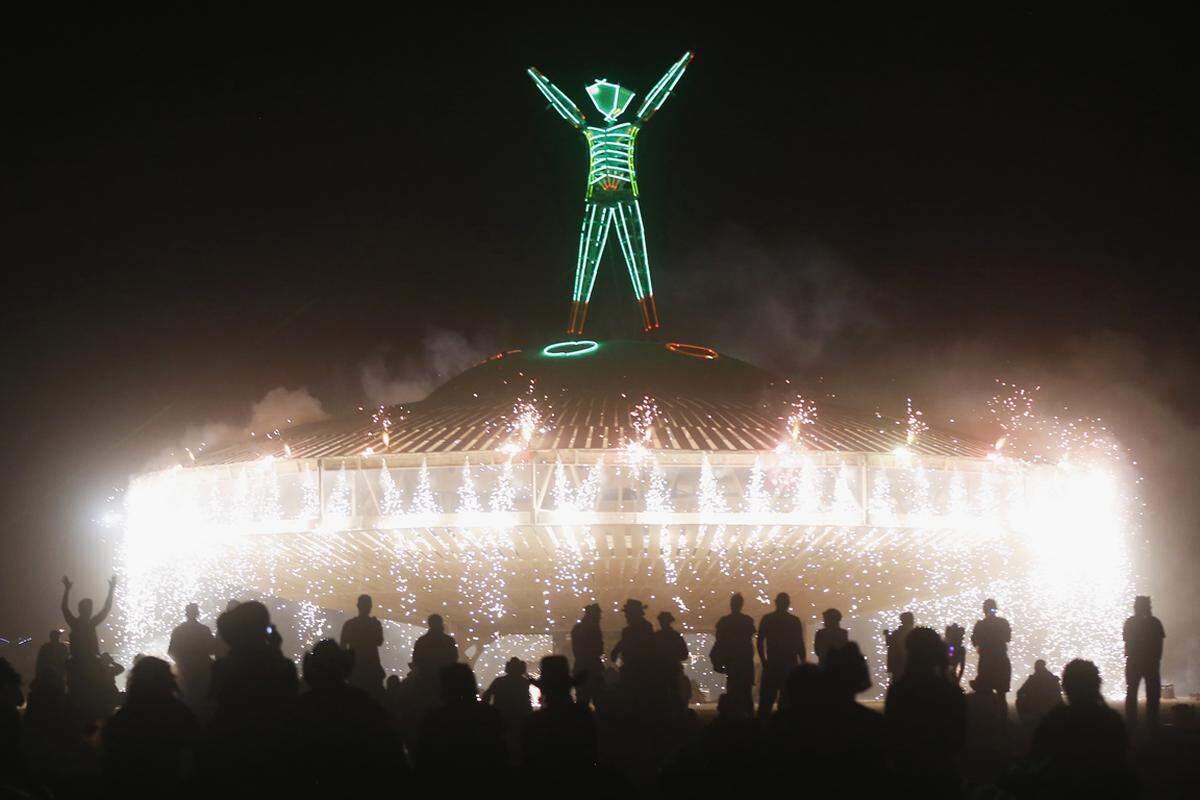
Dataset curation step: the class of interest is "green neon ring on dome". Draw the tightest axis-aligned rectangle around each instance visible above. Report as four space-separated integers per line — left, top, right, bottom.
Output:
542 340 600 358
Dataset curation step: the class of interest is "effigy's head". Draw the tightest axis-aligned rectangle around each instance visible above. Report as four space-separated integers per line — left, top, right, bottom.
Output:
586 79 635 122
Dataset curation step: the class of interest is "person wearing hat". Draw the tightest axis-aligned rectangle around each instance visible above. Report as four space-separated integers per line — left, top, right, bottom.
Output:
970 598 1012 713
654 611 690 709
571 604 605 709
611 599 655 700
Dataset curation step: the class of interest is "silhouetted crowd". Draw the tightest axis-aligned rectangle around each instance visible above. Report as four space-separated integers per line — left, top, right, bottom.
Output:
0 579 1189 799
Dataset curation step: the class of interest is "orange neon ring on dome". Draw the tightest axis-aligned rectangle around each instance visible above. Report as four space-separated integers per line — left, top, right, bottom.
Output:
665 342 719 361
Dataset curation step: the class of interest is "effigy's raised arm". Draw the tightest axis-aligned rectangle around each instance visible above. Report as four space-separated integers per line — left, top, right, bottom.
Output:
636 51 694 122
527 67 587 129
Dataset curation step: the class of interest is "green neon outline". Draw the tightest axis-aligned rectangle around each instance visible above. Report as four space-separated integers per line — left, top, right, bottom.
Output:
542 340 600 358
527 52 691 331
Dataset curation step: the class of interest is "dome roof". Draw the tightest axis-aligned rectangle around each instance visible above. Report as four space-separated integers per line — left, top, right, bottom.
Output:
195 339 991 465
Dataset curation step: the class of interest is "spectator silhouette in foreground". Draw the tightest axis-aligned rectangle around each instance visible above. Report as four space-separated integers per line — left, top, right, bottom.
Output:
213 598 240 659
813 607 848 667
711 593 756 718
884 610 915 683
1123 594 1165 729
103 656 199 794
22 660 82 788
824 641 886 787
0 658 24 788
412 614 458 696
654 611 690 708
35 629 69 687
168 602 216 711
208 600 299 786
340 594 386 698
1016 659 1062 729
60 574 117 719
521 655 597 776
663 691 755 799
970 598 1012 716
483 657 533 736
571 603 604 708
414 663 507 777
885 626 966 795
611 599 655 702
944 623 966 685
287 639 398 793
756 592 805 718
1029 658 1133 797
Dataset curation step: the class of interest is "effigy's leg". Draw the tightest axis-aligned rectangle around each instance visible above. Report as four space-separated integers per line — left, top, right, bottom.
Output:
569 203 613 334
613 200 659 331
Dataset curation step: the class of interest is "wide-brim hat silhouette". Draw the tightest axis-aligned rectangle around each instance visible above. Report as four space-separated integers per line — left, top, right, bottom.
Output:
622 599 646 614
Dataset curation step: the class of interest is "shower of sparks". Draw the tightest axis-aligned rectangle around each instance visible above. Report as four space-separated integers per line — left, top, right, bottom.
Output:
778 395 819 451
112 384 1139 699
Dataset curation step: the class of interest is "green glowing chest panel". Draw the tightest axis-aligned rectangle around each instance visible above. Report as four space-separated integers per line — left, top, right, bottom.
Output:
585 123 640 198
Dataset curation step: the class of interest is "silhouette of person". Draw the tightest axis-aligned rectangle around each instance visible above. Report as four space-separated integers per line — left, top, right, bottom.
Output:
884 610 915 683
1029 659 1133 796
103 656 199 794
571 603 605 708
653 611 690 708
286 639 398 793
60 574 116 719
340 593 386 698
208 600 298 788
483 657 533 735
712 593 756 718
1123 594 1165 729
213 598 240 660
168 602 216 711
414 663 507 777
35 629 69 686
0 658 24 787
824 641 886 787
943 623 966 684
1016 659 1062 729
813 607 848 667
970 598 1012 709
756 592 804 718
412 614 458 697
610 599 655 701
521 655 597 776
885 627 965 794
663 685 756 798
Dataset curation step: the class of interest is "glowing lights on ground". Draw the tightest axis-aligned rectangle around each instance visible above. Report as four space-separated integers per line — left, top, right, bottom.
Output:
529 54 691 333
666 342 719 360
541 340 599 358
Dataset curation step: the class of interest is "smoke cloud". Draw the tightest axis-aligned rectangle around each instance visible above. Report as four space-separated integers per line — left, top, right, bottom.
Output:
359 329 494 406
158 386 329 468
678 227 1200 691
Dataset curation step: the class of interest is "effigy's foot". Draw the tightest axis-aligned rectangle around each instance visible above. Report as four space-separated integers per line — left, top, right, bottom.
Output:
640 296 660 332
567 301 589 334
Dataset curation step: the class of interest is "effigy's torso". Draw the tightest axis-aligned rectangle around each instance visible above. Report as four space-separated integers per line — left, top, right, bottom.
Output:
585 123 640 200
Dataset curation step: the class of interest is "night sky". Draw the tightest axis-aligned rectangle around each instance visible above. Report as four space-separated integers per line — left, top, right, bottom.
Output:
3 9 1198 679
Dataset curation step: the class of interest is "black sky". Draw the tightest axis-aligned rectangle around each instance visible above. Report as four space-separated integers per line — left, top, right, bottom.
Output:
2 8 1198 666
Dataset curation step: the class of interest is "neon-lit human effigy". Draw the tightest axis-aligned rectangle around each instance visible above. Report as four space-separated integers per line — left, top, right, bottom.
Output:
528 52 693 334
